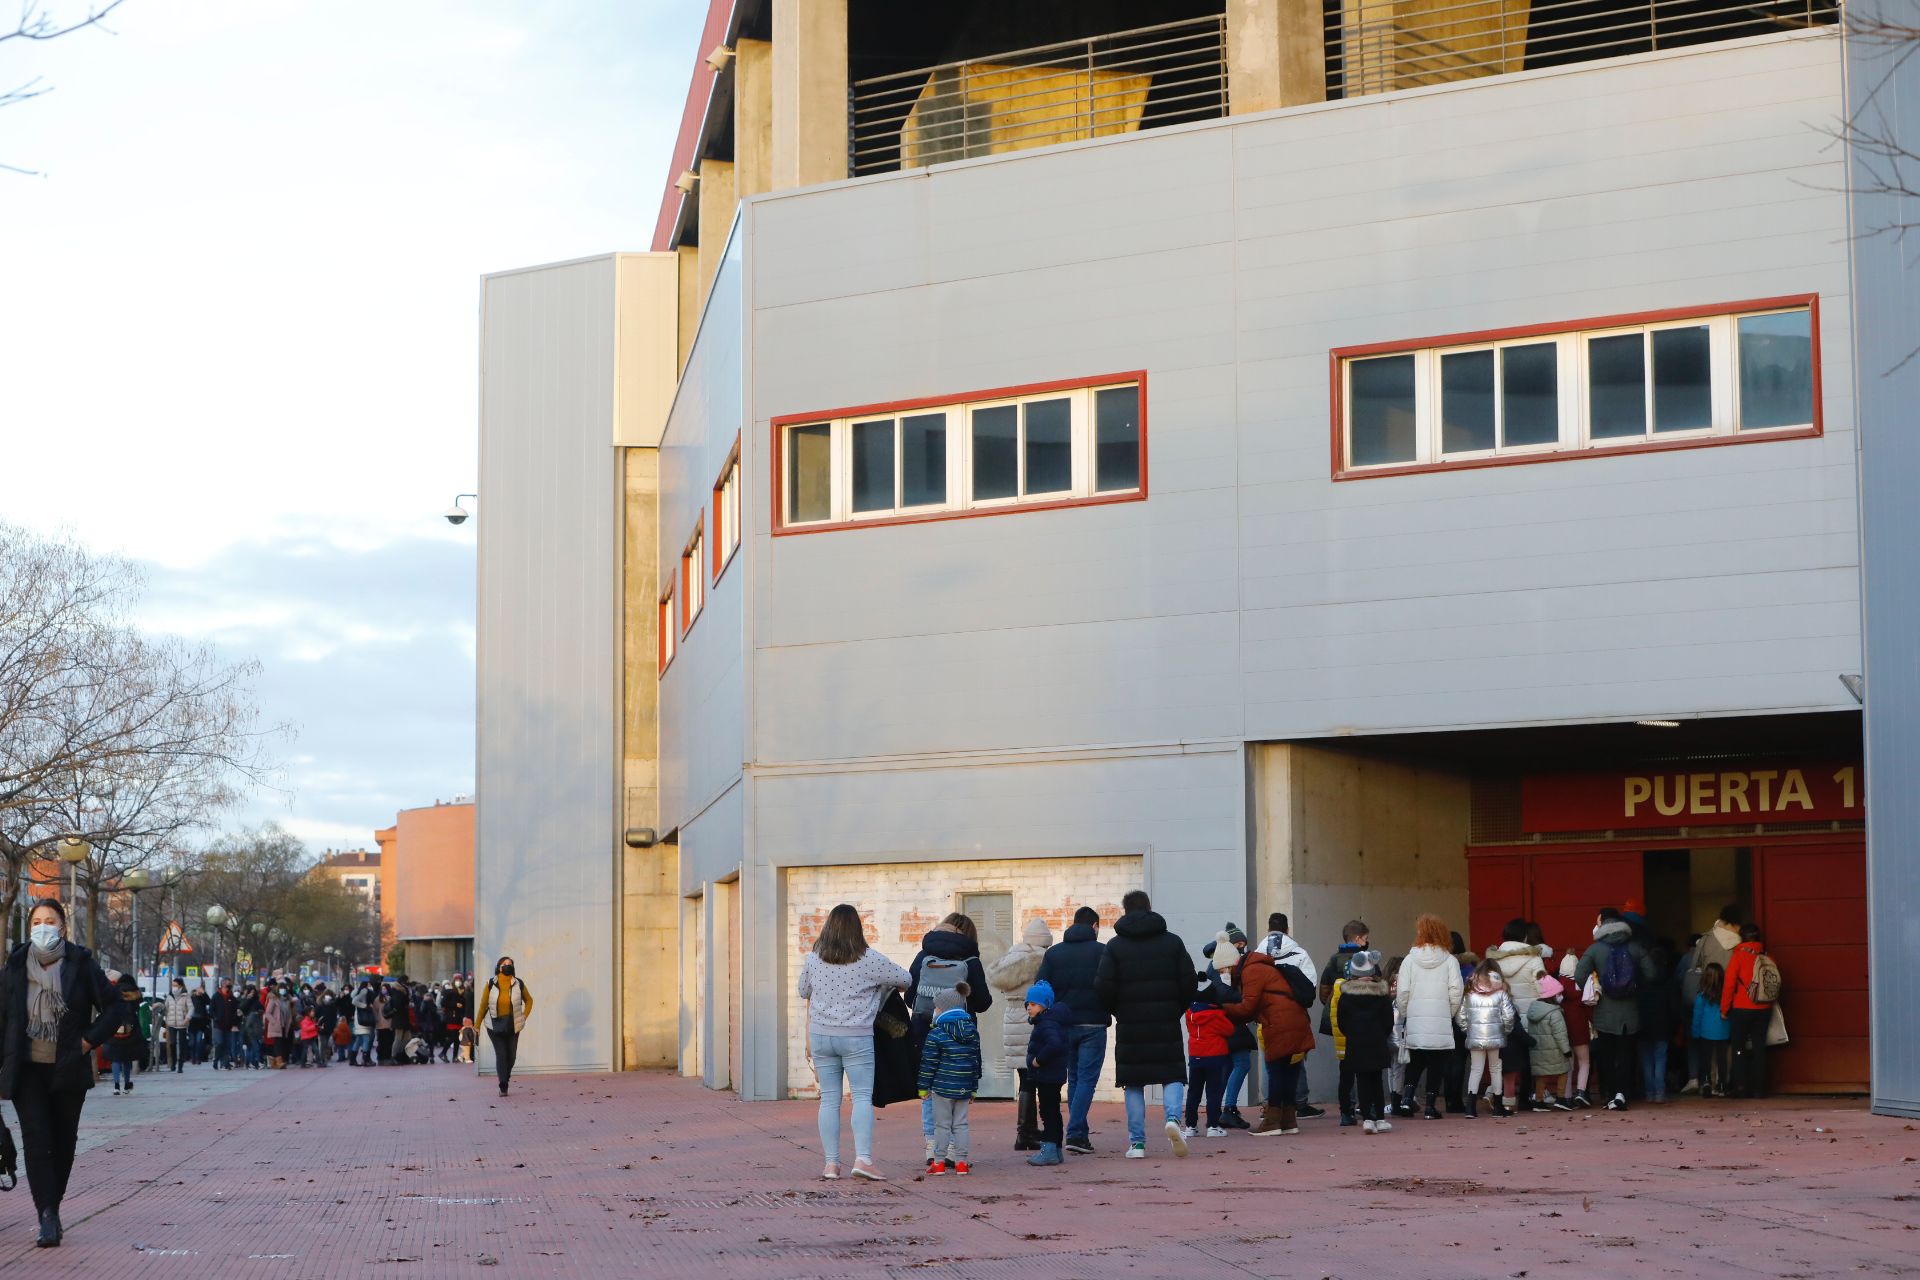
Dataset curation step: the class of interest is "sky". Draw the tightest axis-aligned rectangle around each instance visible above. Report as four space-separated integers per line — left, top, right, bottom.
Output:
0 0 705 849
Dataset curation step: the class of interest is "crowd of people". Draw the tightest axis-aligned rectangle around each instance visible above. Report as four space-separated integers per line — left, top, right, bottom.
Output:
798 892 1784 1181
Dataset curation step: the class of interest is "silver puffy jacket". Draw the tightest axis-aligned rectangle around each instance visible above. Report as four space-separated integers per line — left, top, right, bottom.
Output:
1455 987 1516 1049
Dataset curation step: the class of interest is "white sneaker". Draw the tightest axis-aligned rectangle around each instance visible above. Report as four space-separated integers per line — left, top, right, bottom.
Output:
1205 1126 1228 1138
1679 1079 1700 1095
1179 1125 1195 1139
1374 1119 1392 1133
1165 1119 1189 1157
1362 1119 1377 1134
1125 1143 1146 1159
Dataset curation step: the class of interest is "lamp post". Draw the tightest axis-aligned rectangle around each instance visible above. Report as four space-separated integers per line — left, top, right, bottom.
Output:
324 945 336 985
206 904 228 983
56 836 88 910
123 868 152 995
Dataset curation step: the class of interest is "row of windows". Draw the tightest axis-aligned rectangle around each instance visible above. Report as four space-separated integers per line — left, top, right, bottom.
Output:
659 442 742 673
1339 303 1816 473
778 381 1145 529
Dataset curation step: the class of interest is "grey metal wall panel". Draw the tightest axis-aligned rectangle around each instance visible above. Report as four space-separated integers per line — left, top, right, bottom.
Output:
1847 1 1920 1117
477 258 620 1073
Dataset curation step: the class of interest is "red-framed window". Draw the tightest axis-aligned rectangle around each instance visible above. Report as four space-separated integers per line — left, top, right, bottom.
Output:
771 372 1147 535
712 437 741 578
1330 295 1820 480
657 587 676 674
680 517 704 634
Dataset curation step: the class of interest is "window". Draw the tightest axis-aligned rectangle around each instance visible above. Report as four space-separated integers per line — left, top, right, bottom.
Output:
1334 299 1817 477
681 524 703 631
775 376 1145 531
657 589 675 673
712 449 741 577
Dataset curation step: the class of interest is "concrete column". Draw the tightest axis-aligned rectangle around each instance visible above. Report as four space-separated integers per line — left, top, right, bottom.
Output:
1226 0 1328 114
696 158 735 306
734 38 774 200
675 245 698 373
771 0 847 188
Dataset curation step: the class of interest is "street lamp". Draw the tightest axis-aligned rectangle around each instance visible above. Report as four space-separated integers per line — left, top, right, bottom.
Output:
123 868 152 996
206 905 229 982
56 836 89 926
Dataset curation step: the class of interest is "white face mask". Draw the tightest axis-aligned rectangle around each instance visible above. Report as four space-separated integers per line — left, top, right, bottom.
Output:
30 923 61 950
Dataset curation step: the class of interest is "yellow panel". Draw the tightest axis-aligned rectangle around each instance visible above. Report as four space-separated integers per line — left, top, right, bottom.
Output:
1340 0 1530 94
902 61 1152 169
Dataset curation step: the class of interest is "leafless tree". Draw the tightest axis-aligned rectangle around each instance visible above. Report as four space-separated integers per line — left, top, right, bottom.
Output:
1 1 129 174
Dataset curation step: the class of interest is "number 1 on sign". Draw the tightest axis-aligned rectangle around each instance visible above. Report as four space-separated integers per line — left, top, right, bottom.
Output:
1834 766 1856 809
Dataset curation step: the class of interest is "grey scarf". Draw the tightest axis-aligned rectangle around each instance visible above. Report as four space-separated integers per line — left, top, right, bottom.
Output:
26 941 66 1044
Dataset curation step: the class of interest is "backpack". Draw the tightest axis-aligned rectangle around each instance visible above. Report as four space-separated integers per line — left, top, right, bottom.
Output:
1278 963 1317 1009
913 956 967 1019
1599 944 1639 999
1748 954 1782 1004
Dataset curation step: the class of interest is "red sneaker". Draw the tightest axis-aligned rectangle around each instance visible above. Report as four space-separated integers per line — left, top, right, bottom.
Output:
927 1159 947 1176
952 1161 971 1176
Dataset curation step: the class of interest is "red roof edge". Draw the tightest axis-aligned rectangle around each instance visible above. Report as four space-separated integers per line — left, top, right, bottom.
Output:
650 0 735 253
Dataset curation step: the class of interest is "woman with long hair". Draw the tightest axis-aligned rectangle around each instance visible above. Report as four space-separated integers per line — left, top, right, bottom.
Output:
1394 913 1465 1120
0 899 123 1247
797 904 910 1181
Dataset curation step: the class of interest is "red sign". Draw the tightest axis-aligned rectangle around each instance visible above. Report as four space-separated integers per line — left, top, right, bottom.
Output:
1522 761 1862 833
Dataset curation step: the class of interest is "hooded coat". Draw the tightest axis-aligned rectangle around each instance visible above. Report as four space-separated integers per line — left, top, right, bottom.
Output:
1487 942 1549 1019
1687 921 1742 1005
1026 1001 1073 1086
917 1008 983 1099
1036 922 1108 1028
1527 999 1572 1078
1215 949 1315 1064
906 929 992 1021
1394 945 1465 1051
1094 909 1197 1086
1572 920 1656 1037
1332 974 1395 1072
985 917 1053 1073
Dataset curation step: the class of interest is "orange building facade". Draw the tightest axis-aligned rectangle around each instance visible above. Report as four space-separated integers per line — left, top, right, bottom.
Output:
378 798 475 982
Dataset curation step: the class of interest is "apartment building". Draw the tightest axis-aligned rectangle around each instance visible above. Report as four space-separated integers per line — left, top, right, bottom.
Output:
475 0 1920 1114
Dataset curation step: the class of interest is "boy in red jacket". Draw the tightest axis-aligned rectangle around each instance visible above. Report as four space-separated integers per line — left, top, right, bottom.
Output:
1183 997 1235 1137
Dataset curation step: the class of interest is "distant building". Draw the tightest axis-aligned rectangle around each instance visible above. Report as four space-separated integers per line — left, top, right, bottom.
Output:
378 798 475 982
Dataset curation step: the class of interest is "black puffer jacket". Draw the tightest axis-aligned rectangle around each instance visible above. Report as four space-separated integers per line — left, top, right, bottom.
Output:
905 929 992 1017
1037 923 1109 1028
1095 910 1194 1087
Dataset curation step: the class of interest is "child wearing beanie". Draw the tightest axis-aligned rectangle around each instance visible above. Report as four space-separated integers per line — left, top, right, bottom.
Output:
918 982 982 1174
1527 975 1573 1110
1024 981 1071 1166
1333 950 1395 1133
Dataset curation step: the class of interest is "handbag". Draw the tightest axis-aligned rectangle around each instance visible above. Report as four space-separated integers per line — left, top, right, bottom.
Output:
1766 1003 1789 1047
1581 974 1602 1007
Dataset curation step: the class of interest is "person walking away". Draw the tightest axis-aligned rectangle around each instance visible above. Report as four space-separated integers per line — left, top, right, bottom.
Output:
212 979 239 1070
374 984 393 1064
164 980 191 1073
1023 981 1071 1166
0 900 123 1247
1487 919 1548 1109
242 1000 264 1069
1691 962 1733 1096
985 916 1052 1152
1182 985 1234 1139
1683 907 1742 1093
917 984 983 1175
797 904 911 1182
1333 950 1394 1133
905 915 992 1163
482 958 534 1096
1527 975 1574 1109
263 985 289 1068
1254 913 1323 1118
1395 915 1466 1120
351 980 376 1066
1720 926 1779 1099
1555 953 1593 1105
1035 906 1109 1155
1319 920 1370 1127
1637 941 1679 1103
107 974 143 1095
1096 891 1201 1158
1216 934 1316 1136
1456 960 1516 1118
188 984 211 1064
1572 907 1656 1111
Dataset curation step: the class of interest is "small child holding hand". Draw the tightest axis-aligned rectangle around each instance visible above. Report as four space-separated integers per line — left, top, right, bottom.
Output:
1024 981 1072 1166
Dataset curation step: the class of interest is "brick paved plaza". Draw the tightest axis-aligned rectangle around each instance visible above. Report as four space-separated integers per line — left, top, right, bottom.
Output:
2 1065 1916 1278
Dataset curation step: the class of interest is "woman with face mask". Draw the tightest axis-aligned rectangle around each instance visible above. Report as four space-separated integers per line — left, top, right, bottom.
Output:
483 957 533 1097
0 900 124 1247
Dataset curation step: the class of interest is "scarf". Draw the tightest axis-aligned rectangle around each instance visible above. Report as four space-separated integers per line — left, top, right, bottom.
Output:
26 940 67 1044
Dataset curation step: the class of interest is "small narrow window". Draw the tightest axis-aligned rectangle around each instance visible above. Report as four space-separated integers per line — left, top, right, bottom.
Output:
1348 355 1417 465
1022 398 1072 495
971 405 1018 501
1094 385 1141 491
1440 349 1496 455
1587 333 1646 439
682 528 703 628
1651 325 1713 433
1738 311 1813 429
658 591 675 672
785 424 832 523
713 456 741 574
1500 342 1559 447
900 412 947 507
850 418 896 513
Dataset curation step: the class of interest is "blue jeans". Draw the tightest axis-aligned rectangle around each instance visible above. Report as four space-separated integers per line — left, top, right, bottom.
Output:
111 1060 132 1089
244 1036 262 1067
1225 1049 1251 1110
810 1031 876 1165
1638 1040 1669 1101
1065 1025 1107 1144
352 1031 373 1059
1124 1082 1186 1146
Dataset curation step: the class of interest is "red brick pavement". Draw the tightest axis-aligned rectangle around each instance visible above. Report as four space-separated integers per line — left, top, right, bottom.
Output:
2 1065 1917 1278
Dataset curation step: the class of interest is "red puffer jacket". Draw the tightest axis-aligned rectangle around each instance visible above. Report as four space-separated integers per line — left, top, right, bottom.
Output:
1722 941 1773 1015
1184 1004 1234 1058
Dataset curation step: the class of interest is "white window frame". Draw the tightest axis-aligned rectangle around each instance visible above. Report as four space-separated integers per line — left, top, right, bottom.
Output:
658 589 675 672
1340 306 1812 472
714 458 741 571
778 381 1141 528
682 526 704 629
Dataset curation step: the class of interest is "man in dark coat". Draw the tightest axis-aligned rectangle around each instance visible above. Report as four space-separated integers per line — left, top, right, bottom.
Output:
1036 905 1109 1154
1095 890 1198 1160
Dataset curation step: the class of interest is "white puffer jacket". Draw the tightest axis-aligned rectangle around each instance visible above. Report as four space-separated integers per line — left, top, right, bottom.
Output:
985 917 1053 1074
1487 941 1548 1019
1395 945 1465 1050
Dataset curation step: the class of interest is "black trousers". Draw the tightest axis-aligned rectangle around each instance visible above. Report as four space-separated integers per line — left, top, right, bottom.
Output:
1404 1048 1451 1101
1594 1030 1636 1100
13 1062 87 1213
488 1028 519 1087
1355 1068 1386 1121
1034 1082 1062 1145
1184 1054 1228 1128
375 1028 393 1062
1336 1060 1357 1116
1727 1008 1770 1098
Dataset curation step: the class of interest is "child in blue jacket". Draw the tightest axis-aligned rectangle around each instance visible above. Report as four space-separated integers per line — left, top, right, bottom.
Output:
1024 981 1072 1166
918 984 983 1174
1690 962 1732 1097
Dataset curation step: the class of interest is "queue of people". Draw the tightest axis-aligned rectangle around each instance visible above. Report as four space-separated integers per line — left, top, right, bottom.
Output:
797 891 1786 1181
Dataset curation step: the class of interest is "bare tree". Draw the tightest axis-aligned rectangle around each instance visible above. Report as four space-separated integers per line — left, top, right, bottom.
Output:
1 1 130 175
1838 8 1920 286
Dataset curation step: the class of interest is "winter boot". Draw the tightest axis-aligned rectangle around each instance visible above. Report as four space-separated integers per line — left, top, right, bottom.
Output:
1464 1095 1478 1118
1015 1087 1040 1151
1220 1107 1249 1130
1279 1105 1300 1136
1491 1095 1512 1118
1424 1097 1443 1120
1250 1104 1289 1136
1026 1142 1063 1167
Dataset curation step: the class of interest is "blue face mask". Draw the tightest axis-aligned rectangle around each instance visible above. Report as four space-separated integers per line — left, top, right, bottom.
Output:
29 924 60 951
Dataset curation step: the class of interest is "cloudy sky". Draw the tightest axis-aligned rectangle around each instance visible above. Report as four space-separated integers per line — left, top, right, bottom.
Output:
0 0 703 848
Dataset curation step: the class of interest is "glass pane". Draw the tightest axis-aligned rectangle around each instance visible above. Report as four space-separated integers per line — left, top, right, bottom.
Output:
1738 310 1813 429
1500 342 1559 447
1023 397 1072 495
1439 350 1496 454
900 412 947 507
1587 334 1646 439
786 423 832 523
1094 386 1141 492
851 418 896 512
1652 325 1712 432
1347 355 1417 466
971 405 1018 500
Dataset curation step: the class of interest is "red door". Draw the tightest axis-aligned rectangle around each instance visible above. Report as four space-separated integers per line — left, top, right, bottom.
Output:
1757 842 1868 1091
1528 850 1644 963
1467 854 1527 958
